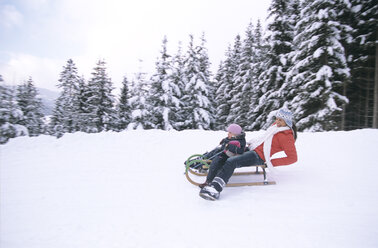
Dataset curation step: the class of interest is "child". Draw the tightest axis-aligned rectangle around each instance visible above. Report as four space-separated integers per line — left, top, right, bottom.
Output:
199 124 246 188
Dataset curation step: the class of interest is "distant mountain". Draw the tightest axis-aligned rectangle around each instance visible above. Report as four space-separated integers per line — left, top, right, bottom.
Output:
1 79 59 116
37 87 59 115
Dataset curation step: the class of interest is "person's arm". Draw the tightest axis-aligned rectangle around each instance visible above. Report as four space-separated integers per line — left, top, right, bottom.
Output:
271 133 297 166
227 140 245 154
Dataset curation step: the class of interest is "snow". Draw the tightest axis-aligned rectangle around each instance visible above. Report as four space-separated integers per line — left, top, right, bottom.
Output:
313 47 323 58
318 9 329 20
1 129 378 248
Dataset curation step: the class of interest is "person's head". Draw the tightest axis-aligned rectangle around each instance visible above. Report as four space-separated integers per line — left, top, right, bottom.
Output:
275 107 297 141
275 108 293 128
226 124 242 138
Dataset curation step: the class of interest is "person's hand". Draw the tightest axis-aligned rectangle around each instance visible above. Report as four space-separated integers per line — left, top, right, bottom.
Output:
227 140 240 153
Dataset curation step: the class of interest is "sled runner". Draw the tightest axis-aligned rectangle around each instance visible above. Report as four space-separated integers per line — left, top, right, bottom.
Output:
184 154 276 187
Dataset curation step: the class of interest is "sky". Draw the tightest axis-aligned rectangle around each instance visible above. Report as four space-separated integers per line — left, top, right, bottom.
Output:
0 0 270 91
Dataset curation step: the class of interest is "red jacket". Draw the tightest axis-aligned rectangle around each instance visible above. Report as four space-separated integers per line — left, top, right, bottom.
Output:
254 129 297 166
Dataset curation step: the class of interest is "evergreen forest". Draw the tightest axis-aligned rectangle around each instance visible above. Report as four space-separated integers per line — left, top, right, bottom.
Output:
1 0 377 144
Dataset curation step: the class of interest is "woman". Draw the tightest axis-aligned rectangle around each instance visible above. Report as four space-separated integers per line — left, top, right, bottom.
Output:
199 108 298 201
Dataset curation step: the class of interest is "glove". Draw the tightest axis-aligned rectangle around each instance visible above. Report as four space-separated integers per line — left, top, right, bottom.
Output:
227 140 241 153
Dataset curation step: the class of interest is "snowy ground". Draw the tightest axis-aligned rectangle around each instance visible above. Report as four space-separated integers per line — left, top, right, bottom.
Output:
1 129 378 248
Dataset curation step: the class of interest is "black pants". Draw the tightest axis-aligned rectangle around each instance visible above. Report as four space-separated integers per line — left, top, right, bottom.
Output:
206 152 228 183
207 150 265 190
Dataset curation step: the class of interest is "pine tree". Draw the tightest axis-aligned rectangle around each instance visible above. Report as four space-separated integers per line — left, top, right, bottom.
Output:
116 76 132 131
148 36 179 130
181 34 212 130
226 35 243 126
198 33 215 129
128 70 151 130
0 77 28 143
283 0 302 101
16 77 45 136
251 0 296 130
213 60 227 130
214 40 241 130
76 76 90 132
289 0 350 131
230 23 258 129
345 0 378 129
170 42 185 130
246 20 268 130
51 59 82 135
85 60 117 132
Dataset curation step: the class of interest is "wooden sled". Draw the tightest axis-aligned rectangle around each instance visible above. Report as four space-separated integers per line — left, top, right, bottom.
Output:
184 154 276 187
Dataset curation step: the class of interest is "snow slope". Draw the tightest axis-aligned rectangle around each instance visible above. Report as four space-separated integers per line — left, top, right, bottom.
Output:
1 129 378 248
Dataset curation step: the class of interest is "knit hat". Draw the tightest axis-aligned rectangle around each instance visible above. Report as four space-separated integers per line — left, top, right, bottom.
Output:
227 124 242 135
276 108 293 128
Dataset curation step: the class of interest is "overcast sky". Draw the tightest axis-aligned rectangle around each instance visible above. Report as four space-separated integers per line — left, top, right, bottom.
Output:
0 0 270 91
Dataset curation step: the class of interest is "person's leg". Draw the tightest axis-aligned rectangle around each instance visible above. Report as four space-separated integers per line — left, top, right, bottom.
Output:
212 150 264 192
205 153 228 183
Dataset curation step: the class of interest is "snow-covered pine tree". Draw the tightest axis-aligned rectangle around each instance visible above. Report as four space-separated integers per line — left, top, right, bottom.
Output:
344 0 377 129
148 36 180 130
181 34 212 130
115 76 132 131
229 23 257 129
50 101 64 137
16 77 45 136
213 60 227 130
50 59 82 135
226 35 243 126
246 20 269 130
170 42 185 130
0 77 28 143
128 70 151 130
283 0 301 100
75 76 91 132
197 33 215 129
289 0 350 131
214 39 242 131
251 0 296 130
85 60 117 132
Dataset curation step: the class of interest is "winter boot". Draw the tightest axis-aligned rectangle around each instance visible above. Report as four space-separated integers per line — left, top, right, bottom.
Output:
198 181 209 189
212 177 226 192
199 185 220 201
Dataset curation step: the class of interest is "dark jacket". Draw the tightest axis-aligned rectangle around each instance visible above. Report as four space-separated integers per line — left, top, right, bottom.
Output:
220 132 247 155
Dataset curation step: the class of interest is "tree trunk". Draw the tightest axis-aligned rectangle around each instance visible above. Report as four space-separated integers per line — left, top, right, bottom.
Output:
365 76 370 128
373 28 378 128
341 80 347 130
